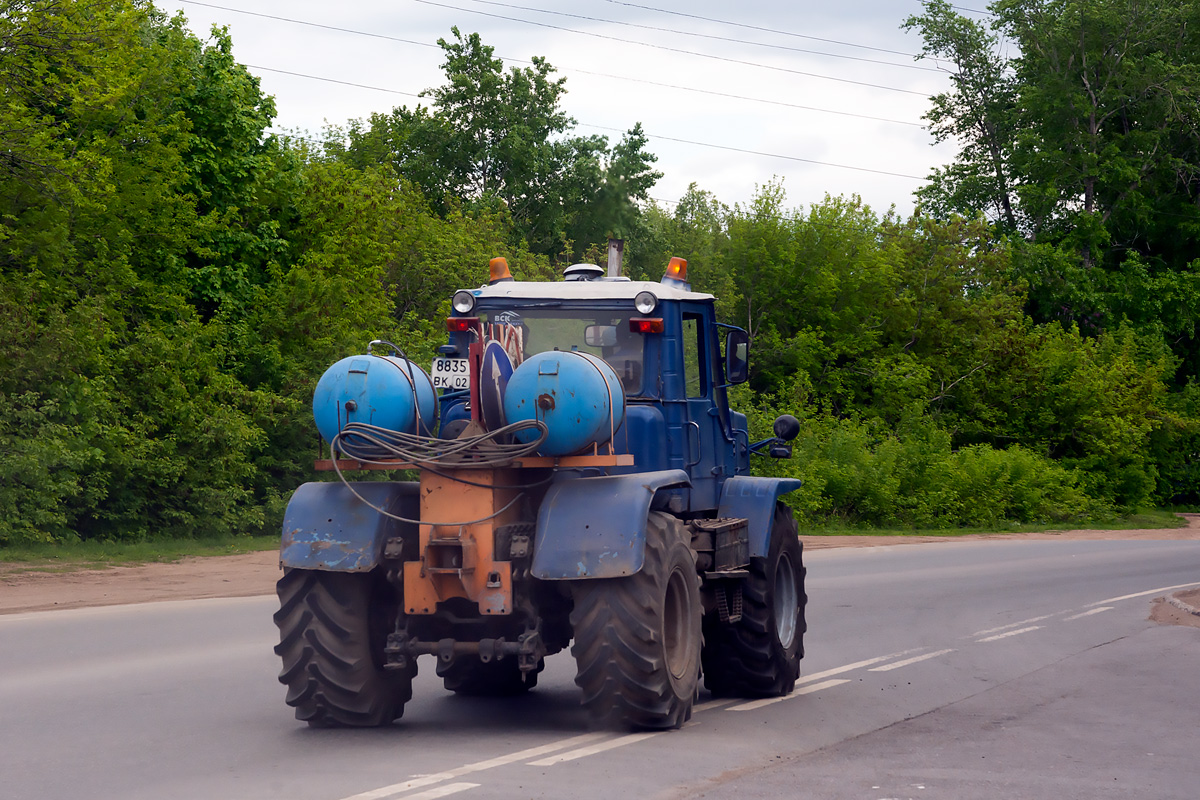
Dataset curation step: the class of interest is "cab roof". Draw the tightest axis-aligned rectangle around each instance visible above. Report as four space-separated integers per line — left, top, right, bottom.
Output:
466 278 714 303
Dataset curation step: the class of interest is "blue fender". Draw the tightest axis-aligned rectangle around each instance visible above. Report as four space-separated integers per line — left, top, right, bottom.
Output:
717 476 804 558
531 469 691 579
280 481 420 571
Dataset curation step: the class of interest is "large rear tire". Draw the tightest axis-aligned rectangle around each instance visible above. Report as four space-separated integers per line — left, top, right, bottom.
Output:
273 569 415 727
702 503 806 697
438 656 544 696
570 512 701 729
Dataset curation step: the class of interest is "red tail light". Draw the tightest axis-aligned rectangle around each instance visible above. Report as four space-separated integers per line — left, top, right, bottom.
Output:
629 318 664 334
446 317 479 332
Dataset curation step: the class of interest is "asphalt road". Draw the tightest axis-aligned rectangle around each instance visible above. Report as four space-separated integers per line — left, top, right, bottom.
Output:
2 539 1198 800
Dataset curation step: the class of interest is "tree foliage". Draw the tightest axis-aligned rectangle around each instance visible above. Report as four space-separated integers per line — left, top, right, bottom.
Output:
328 28 662 258
2 2 1196 545
907 1 1200 367
902 0 1200 506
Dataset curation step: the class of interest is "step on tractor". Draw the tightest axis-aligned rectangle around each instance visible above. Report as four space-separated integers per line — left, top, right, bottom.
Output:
274 249 807 730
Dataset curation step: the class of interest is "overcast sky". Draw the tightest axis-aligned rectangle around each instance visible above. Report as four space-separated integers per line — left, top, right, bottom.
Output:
160 0 988 218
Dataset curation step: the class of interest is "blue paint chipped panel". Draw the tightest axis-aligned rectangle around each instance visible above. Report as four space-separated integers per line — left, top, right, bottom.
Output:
717 476 803 558
280 481 420 572
531 469 690 580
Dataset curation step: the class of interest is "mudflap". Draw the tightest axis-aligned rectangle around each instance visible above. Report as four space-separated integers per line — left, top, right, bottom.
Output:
530 469 690 580
717 476 803 558
280 481 420 571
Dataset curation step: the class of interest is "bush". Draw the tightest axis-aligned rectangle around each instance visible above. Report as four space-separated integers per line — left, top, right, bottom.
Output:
749 400 1101 528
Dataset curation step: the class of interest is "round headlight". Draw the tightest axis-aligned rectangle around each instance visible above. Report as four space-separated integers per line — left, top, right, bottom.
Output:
634 291 658 315
452 290 476 314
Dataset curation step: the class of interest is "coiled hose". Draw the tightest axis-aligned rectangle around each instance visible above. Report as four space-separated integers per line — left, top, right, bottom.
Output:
328 419 551 525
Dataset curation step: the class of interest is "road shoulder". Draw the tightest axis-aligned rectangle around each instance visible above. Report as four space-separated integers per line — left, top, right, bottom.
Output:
3 515 1199 615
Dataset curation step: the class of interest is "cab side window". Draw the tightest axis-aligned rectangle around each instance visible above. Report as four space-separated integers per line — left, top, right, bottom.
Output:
682 314 705 399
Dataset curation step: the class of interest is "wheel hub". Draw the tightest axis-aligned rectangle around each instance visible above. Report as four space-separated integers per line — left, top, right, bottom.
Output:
664 566 694 679
774 553 798 648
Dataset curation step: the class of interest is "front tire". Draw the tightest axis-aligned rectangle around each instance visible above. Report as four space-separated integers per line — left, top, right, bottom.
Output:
702 503 807 697
273 569 415 727
570 512 701 729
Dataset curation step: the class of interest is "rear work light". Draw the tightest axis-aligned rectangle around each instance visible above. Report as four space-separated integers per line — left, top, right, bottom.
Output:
446 317 479 332
629 318 664 334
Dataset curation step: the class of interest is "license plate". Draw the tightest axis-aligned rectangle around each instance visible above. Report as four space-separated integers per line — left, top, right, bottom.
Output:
431 357 470 390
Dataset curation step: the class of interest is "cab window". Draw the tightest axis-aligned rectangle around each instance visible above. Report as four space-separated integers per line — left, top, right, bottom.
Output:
682 313 705 398
479 309 644 394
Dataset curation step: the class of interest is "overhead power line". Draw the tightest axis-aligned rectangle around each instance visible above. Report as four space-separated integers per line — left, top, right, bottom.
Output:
581 123 924 180
578 70 923 128
267 130 930 241
600 0 920 58
246 65 422 99
248 67 923 180
455 0 943 72
179 0 440 50
411 0 933 96
176 0 926 128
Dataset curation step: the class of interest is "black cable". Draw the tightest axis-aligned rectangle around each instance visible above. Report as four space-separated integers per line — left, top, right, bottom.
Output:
454 0 943 73
178 0 442 50
177 0 927 128
570 71 924 128
411 0 932 96
580 123 925 180
245 65 421 98
600 0 923 58
332 419 551 470
328 419 557 523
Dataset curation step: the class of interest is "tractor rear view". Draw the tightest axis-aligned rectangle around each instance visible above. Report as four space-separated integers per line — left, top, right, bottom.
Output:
274 253 806 729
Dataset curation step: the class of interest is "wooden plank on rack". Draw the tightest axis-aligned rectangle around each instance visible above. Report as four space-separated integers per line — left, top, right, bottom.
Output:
314 459 418 471
314 453 634 471
514 454 634 468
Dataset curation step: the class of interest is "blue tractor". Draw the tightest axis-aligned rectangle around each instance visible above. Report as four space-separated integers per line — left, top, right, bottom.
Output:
274 253 806 729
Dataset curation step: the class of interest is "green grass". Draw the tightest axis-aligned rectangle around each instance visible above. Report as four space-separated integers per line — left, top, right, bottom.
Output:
797 509 1189 537
0 536 279 574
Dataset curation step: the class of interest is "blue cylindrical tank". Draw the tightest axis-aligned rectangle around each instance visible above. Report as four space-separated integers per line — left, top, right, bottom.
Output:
312 355 437 444
504 351 626 457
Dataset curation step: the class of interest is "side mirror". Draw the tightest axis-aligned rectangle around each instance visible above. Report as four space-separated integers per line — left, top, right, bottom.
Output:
748 413 802 459
725 329 750 385
769 414 800 458
584 325 618 347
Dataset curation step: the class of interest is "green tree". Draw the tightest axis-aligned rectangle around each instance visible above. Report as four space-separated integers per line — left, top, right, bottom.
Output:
906 0 1200 356
332 29 661 259
0 0 277 543
907 0 1200 502
907 0 1200 248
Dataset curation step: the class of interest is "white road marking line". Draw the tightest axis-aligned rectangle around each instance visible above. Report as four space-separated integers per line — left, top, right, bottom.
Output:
528 732 659 766
797 650 924 684
338 732 607 800
971 614 1055 637
453 733 608 773
341 775 457 800
976 625 1043 643
403 784 480 800
1085 582 1200 607
868 649 955 672
1064 606 1113 620
727 678 850 711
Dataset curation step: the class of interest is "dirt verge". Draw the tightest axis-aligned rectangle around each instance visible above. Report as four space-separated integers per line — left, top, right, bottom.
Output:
3 515 1199 616
1150 587 1200 629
